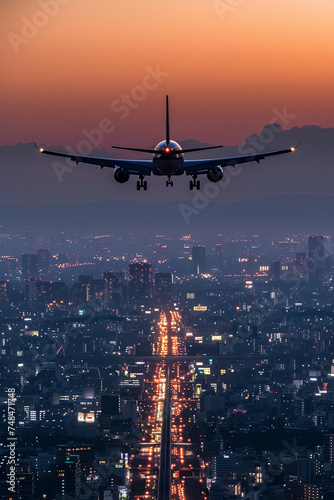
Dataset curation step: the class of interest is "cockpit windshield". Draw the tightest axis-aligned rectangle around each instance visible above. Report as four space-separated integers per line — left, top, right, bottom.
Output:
154 140 182 152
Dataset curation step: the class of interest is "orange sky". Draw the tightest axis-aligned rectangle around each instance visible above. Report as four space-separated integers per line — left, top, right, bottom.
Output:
1 0 334 148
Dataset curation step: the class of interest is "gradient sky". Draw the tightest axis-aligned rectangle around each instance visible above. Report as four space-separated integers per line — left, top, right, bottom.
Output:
1 0 334 149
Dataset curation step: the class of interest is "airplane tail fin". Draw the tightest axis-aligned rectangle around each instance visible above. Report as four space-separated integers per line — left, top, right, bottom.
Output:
166 95 170 145
112 96 224 155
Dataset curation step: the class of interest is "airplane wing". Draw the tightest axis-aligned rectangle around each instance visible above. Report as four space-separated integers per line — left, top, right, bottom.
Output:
38 147 153 176
184 147 296 175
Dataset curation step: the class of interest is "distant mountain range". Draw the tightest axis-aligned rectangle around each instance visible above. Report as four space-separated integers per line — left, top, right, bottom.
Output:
1 194 334 236
1 124 333 235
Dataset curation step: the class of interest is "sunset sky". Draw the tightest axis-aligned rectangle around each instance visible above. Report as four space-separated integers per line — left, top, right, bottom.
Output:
1 0 334 149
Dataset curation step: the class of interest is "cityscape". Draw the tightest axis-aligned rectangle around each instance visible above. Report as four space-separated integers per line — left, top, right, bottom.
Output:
2 0 334 498
1 230 334 499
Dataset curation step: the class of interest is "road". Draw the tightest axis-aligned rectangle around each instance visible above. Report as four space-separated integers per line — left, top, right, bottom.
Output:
128 310 208 499
157 368 171 500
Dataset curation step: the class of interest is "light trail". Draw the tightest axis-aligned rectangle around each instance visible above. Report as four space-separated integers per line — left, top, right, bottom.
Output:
128 310 208 499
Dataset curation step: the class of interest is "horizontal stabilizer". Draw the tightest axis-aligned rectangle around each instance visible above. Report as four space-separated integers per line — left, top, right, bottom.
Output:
112 144 224 155
112 146 158 154
180 145 224 154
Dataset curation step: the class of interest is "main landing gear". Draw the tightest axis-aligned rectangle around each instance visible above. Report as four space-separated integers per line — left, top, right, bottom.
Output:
189 177 200 190
137 176 147 190
166 176 173 187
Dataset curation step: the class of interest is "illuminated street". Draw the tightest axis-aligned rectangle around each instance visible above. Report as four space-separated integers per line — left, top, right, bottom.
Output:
128 311 207 499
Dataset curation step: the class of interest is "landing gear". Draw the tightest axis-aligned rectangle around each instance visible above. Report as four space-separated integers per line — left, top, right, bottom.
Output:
166 176 173 187
137 177 147 191
189 178 200 190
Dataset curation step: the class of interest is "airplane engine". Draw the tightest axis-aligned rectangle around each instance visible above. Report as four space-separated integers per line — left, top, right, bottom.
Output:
114 167 130 183
207 166 223 183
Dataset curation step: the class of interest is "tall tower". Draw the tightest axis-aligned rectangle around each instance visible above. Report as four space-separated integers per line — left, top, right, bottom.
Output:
270 260 281 281
215 244 223 270
246 254 255 277
323 434 334 470
128 262 153 304
36 248 50 276
155 273 172 305
308 235 327 280
308 236 326 261
0 281 8 303
57 454 81 499
21 253 39 279
192 246 206 275
103 271 127 307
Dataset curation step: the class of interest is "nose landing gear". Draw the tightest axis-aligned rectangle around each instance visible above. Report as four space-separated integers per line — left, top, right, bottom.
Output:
189 177 200 190
137 176 147 190
166 176 174 187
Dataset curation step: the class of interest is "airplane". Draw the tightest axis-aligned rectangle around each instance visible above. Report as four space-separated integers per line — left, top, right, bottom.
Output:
37 96 297 191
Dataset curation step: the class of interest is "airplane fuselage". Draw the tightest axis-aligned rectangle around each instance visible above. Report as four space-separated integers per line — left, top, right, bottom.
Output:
152 140 184 176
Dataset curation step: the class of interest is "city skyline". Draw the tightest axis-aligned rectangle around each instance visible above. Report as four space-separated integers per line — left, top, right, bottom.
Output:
1 230 334 498
2 1 334 498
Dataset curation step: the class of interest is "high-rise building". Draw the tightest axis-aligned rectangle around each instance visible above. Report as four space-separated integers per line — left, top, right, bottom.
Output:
215 244 223 270
192 246 206 275
294 252 307 280
77 275 107 303
303 485 320 500
70 282 89 306
57 454 81 499
18 472 35 499
297 454 316 484
89 279 107 302
128 262 153 304
100 394 121 434
270 260 281 281
70 275 93 306
308 236 326 262
21 253 39 279
57 445 94 478
212 453 240 482
51 282 69 306
79 275 93 285
0 281 9 303
154 273 172 305
103 271 127 307
0 257 18 277
101 394 120 415
35 281 52 308
294 397 313 417
246 254 255 277
26 278 38 303
37 248 50 276
308 235 328 280
323 434 334 469
26 279 55 309
286 484 320 500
